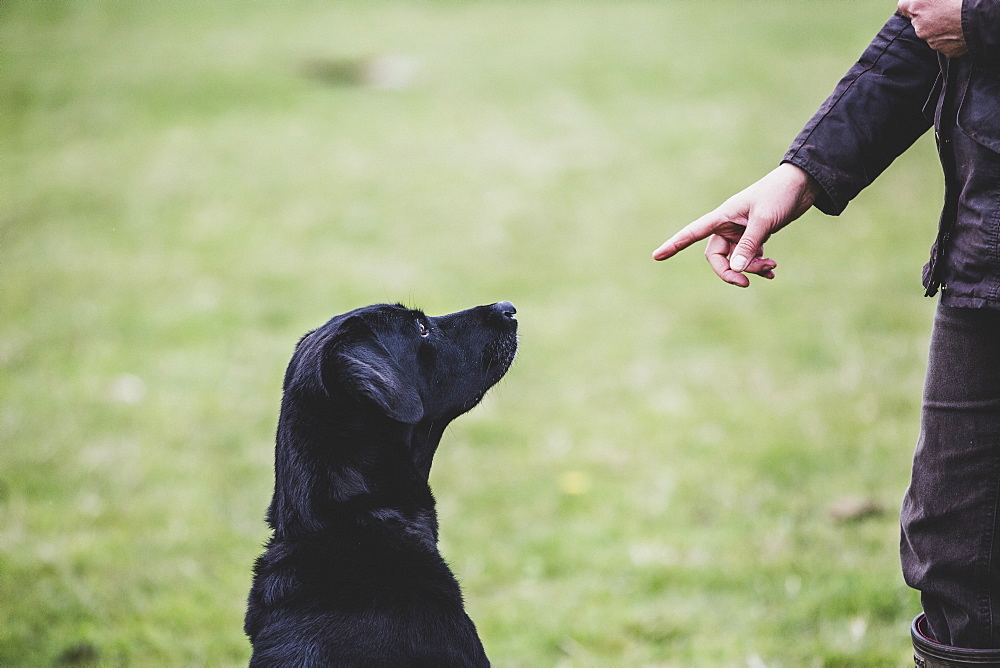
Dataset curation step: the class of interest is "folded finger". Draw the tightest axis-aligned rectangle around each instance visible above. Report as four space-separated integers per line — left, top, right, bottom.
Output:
745 256 777 276
705 234 749 287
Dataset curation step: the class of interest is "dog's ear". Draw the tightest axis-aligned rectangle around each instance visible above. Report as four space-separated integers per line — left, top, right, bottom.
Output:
287 315 424 423
331 339 425 424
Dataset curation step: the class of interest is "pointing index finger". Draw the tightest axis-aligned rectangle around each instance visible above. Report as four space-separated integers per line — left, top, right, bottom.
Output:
652 211 726 261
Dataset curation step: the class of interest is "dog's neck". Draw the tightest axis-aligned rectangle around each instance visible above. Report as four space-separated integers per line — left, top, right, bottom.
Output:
406 418 449 480
267 397 453 539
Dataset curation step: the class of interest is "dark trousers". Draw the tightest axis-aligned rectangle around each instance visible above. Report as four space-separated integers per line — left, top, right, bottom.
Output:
901 303 1000 648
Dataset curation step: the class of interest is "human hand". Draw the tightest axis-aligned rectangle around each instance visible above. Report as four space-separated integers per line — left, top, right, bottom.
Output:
652 163 819 288
897 0 968 58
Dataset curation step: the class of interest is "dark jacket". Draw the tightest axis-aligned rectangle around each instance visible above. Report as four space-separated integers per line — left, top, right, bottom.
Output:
782 6 1000 308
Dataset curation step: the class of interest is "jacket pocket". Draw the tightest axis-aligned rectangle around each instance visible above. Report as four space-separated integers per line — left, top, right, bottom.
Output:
958 67 1000 154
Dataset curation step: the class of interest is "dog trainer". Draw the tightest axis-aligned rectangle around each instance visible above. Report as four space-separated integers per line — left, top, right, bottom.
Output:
653 0 1000 661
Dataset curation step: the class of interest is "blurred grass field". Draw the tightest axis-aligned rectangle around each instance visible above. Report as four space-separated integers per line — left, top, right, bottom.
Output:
1 1 943 665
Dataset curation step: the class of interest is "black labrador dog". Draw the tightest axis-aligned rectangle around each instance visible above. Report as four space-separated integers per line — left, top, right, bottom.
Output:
245 301 518 667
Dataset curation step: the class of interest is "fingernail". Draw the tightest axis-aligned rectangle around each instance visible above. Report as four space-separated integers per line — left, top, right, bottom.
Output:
731 255 748 272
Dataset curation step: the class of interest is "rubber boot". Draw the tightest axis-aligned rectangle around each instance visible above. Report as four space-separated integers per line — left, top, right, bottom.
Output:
912 614 1000 666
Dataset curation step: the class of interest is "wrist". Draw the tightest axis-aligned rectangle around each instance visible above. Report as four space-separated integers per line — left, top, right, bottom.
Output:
778 162 819 193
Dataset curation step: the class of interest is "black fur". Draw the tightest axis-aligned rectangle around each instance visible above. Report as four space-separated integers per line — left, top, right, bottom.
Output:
245 301 518 667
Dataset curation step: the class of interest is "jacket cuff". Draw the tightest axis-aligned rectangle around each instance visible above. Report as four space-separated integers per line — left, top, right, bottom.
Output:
780 156 845 216
962 0 1000 72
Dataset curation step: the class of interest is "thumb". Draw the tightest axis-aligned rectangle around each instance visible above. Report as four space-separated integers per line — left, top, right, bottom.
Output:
728 219 769 273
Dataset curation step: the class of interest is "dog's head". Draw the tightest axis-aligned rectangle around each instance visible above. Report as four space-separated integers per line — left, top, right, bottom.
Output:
285 301 518 426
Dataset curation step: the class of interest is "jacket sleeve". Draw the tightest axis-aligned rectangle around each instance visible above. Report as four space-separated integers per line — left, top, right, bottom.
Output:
782 13 940 215
963 0 1000 72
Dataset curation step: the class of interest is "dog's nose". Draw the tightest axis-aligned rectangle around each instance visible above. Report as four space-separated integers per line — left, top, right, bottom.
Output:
492 301 516 319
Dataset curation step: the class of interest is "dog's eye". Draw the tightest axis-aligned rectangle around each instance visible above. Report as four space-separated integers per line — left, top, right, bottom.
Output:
417 321 430 337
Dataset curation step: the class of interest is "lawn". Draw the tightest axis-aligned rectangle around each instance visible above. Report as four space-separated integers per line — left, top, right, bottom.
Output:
2 1 941 665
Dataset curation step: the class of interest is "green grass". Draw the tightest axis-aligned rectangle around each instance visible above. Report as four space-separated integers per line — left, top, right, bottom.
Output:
2 1 941 665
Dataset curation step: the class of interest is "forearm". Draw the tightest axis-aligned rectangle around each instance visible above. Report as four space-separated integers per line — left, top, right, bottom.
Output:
783 13 939 215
